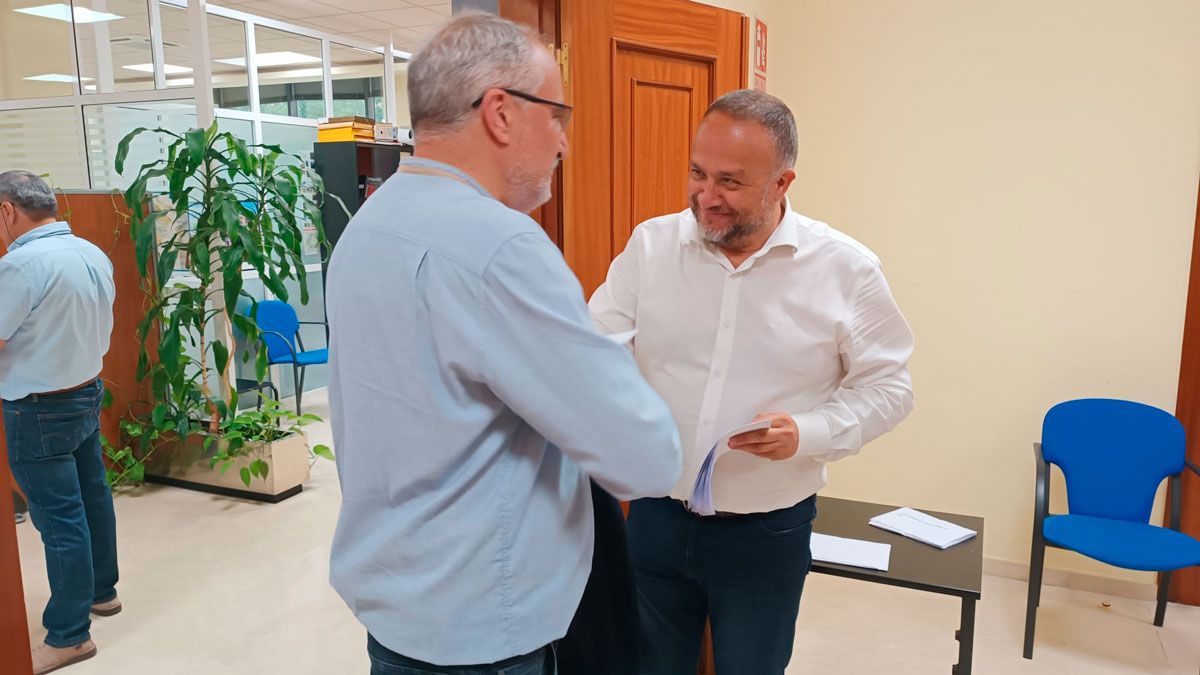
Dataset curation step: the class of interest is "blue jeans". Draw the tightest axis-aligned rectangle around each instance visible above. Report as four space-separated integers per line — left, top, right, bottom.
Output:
627 496 816 675
3 380 118 648
367 635 555 675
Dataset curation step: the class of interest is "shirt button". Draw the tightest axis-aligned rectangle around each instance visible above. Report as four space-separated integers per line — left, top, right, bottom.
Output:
722 321 731 329
714 371 723 378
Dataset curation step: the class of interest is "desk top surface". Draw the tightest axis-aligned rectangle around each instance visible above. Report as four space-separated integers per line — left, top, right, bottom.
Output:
813 496 984 600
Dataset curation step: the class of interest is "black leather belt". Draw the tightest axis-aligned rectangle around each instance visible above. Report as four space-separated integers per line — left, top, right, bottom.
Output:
674 499 742 518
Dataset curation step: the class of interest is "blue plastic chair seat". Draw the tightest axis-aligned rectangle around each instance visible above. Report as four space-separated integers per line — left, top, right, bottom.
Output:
270 348 327 367
1044 514 1200 572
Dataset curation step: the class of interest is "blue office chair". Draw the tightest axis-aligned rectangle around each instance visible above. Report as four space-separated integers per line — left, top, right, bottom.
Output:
1024 398 1200 659
248 299 328 415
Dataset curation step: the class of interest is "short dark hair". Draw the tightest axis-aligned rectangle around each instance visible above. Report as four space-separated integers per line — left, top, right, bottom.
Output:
0 170 58 219
704 89 798 170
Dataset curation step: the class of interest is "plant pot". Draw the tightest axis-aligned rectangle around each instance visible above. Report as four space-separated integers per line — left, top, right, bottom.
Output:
143 432 312 503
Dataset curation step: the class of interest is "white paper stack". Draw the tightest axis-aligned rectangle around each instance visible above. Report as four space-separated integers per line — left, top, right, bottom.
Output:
604 329 638 345
810 533 891 571
687 420 772 516
869 507 977 550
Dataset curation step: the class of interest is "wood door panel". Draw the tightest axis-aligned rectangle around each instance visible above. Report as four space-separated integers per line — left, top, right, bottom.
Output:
614 0 735 59
613 45 711 253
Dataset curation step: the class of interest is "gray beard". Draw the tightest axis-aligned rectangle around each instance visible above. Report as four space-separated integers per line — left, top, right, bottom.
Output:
692 201 771 250
508 160 557 213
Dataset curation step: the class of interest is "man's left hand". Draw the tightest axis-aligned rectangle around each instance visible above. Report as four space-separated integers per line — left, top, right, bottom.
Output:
727 412 799 461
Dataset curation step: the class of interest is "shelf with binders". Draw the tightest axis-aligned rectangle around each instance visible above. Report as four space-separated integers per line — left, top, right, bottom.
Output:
313 140 413 255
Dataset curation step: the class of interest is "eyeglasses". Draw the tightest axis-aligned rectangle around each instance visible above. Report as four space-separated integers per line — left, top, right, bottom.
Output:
471 88 573 127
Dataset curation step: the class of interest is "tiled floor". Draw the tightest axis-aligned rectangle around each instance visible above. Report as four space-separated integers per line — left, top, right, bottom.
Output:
15 390 1200 674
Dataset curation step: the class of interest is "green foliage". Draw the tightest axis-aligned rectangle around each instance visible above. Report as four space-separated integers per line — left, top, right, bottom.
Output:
209 395 335 487
103 121 337 489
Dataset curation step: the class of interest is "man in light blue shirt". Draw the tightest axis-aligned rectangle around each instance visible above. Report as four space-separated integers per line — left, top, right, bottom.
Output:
327 14 682 674
0 170 118 674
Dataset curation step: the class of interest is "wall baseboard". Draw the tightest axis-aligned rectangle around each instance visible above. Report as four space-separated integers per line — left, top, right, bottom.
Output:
984 557 1157 601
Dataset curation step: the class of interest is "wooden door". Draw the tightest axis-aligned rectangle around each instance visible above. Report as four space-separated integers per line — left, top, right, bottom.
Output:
562 0 748 296
1 438 31 674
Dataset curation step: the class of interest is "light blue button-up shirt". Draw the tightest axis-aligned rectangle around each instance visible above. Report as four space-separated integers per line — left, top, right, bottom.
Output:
0 222 115 401
326 159 682 666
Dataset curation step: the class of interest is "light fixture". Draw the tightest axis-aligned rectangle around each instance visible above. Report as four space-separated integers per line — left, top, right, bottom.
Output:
15 3 123 23
123 63 193 74
216 51 322 68
23 73 93 83
165 77 195 87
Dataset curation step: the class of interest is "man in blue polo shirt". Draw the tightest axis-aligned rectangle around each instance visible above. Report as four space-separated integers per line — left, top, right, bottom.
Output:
0 170 118 674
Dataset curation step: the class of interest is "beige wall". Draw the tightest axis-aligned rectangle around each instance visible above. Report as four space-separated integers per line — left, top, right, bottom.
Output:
757 0 1200 584
394 66 412 129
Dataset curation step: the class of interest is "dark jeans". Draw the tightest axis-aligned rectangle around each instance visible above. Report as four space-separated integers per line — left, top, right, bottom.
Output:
558 481 639 674
3 380 118 648
628 496 816 675
368 635 555 675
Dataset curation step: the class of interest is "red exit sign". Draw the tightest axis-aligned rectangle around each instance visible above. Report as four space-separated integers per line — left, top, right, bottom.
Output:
754 18 768 73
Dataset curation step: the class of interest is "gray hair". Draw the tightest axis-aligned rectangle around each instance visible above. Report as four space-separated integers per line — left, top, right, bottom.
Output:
408 12 545 136
704 90 798 170
0 170 57 218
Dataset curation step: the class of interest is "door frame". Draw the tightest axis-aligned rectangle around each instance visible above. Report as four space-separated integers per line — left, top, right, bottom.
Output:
1171 173 1200 605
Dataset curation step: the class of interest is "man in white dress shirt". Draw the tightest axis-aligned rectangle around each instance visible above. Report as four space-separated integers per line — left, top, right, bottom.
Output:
589 89 915 674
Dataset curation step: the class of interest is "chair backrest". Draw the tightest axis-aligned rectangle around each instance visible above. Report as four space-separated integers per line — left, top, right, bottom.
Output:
248 300 299 363
1042 398 1185 523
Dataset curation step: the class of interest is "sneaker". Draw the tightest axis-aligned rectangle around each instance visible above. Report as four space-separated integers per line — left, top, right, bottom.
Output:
91 596 122 617
15 512 26 524
31 639 97 675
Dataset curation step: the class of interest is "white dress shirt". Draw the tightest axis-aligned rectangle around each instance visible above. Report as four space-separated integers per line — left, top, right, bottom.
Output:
589 200 915 514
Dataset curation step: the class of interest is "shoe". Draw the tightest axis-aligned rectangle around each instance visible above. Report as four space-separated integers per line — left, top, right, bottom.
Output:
31 639 97 674
91 595 122 617
15 511 26 524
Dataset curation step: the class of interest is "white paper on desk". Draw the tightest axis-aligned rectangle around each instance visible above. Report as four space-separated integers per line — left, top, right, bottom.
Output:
869 507 977 550
687 420 773 516
604 329 638 346
810 533 891 572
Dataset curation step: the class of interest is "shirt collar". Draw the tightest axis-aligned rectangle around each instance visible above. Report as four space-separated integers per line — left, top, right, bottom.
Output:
10 221 71 252
399 157 493 199
680 197 799 256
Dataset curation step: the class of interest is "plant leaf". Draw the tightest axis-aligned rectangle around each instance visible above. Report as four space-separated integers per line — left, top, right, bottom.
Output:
212 340 229 379
115 126 151 174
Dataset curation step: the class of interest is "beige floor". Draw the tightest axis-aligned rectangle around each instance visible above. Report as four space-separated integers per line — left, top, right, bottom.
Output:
15 389 1200 674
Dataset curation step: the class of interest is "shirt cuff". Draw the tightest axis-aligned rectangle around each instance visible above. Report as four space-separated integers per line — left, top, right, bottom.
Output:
792 411 832 457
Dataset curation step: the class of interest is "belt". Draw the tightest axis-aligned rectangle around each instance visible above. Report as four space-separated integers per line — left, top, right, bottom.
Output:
38 380 95 396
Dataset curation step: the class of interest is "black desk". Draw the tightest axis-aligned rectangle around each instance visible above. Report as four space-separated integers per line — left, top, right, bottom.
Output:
812 496 985 675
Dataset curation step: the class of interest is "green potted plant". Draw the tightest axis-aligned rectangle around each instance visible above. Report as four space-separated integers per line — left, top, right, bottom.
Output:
103 122 339 499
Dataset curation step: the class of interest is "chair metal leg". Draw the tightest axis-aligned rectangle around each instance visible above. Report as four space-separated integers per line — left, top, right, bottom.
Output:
1154 571 1171 627
293 364 304 416
1023 538 1046 659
